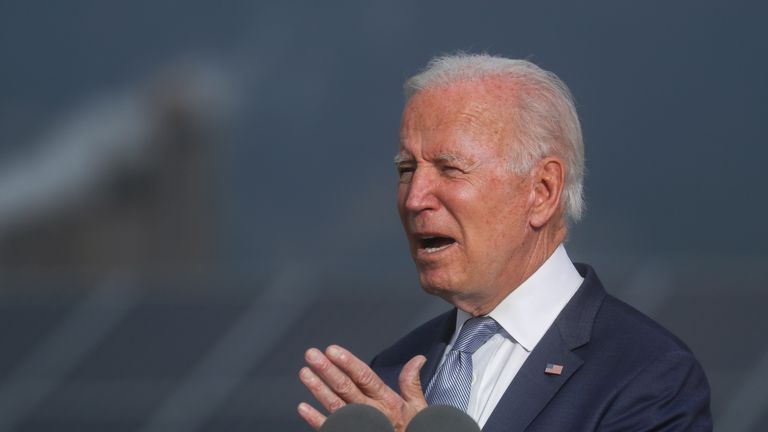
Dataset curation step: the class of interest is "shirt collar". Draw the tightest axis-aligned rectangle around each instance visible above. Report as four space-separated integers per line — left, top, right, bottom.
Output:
454 244 584 352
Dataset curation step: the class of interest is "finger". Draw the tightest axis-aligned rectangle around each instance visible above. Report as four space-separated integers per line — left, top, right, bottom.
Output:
325 345 396 401
305 348 368 403
299 366 347 413
297 402 326 431
305 348 369 403
399 355 428 405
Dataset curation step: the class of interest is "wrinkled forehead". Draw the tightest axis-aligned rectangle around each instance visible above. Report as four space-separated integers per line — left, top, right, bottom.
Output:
399 78 518 150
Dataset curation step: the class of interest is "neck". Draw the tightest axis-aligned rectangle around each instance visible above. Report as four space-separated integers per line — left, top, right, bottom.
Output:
457 224 566 316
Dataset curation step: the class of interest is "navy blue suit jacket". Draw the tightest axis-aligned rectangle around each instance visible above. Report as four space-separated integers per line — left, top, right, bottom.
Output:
370 264 712 431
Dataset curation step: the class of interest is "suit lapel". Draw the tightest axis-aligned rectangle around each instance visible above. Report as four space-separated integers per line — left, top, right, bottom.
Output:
481 324 583 431
482 264 606 432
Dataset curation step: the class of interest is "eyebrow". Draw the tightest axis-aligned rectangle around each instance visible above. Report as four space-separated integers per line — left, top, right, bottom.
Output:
393 153 413 165
393 152 474 166
435 153 459 163
435 153 473 166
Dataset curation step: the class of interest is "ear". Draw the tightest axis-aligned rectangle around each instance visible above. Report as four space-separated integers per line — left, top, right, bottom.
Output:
529 157 565 229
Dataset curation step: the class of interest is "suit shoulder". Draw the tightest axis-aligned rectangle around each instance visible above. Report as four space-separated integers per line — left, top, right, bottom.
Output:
592 293 695 358
371 308 455 367
590 296 713 430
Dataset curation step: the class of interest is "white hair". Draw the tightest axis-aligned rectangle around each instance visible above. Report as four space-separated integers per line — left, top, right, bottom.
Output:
404 53 585 222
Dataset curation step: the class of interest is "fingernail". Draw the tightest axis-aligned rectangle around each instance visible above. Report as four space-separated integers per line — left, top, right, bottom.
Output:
326 345 342 359
299 367 313 380
298 402 310 414
306 348 321 361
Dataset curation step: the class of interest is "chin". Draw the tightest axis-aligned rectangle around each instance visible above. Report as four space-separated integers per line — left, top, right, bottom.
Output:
418 273 466 302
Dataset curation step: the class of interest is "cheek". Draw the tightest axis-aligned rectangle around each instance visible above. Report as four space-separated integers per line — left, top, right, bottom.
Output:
444 181 479 209
468 185 529 246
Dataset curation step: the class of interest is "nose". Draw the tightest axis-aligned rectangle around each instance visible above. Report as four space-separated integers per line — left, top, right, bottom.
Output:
400 167 439 214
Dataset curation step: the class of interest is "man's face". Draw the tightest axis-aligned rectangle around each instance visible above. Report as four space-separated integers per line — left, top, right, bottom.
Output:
396 80 536 311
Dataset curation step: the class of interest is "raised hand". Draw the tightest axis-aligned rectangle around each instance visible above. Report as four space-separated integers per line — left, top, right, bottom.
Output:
298 345 427 432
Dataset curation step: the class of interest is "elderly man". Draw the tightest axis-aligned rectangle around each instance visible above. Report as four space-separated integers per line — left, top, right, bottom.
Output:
298 54 712 431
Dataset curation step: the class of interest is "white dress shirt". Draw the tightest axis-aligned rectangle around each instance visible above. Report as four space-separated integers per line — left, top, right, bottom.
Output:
438 244 584 428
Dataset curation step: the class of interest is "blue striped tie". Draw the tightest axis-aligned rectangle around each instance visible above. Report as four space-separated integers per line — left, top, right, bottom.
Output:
425 316 500 411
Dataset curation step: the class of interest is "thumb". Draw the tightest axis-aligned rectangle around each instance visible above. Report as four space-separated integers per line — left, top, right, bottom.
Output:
399 355 428 404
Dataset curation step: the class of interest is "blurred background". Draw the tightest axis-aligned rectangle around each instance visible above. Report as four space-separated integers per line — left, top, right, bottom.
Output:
0 0 766 430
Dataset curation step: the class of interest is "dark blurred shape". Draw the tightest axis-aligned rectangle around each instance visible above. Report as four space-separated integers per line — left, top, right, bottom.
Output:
320 404 393 432
406 405 480 432
0 65 229 283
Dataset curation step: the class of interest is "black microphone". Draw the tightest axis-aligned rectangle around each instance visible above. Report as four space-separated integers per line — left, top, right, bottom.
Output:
320 404 394 432
406 405 481 432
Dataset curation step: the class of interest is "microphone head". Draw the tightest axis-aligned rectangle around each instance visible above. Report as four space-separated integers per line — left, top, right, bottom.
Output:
406 405 481 432
320 403 394 432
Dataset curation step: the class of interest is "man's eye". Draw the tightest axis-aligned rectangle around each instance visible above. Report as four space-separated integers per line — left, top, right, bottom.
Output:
397 166 415 181
397 166 414 175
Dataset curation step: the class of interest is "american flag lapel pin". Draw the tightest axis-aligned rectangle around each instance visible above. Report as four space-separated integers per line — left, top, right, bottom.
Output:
545 363 564 375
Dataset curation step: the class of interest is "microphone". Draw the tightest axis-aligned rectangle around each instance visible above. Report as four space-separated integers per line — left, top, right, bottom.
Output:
320 404 394 432
406 405 481 432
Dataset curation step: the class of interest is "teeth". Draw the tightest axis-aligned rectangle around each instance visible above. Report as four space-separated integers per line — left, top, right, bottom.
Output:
424 244 452 253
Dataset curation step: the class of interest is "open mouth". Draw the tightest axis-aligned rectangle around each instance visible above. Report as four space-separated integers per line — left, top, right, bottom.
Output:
418 236 456 253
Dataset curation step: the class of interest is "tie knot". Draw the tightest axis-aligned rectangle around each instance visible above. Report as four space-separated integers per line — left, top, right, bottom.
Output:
452 316 500 354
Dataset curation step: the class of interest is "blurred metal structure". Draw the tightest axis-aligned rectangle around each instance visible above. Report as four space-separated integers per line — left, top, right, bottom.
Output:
0 279 139 431
0 67 226 280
